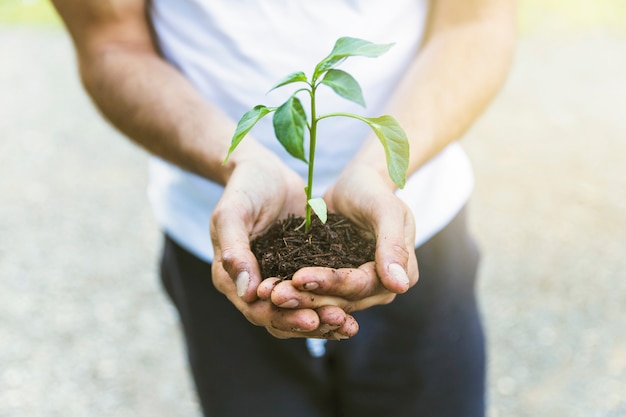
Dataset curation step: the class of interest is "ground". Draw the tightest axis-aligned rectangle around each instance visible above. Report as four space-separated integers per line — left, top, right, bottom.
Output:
0 23 624 417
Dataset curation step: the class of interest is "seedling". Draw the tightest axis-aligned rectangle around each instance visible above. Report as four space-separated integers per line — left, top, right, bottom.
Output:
223 37 409 232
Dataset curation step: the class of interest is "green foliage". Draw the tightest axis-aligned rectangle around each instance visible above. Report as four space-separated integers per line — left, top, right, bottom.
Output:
307 198 327 224
269 71 308 92
273 96 308 163
224 37 410 232
321 69 365 107
225 105 272 162
359 115 409 189
314 37 394 77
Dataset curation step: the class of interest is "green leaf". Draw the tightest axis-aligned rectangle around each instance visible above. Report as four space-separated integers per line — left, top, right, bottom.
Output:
328 37 394 58
308 198 327 224
269 71 308 92
223 105 272 163
321 69 365 107
273 96 308 163
314 37 394 78
361 115 409 189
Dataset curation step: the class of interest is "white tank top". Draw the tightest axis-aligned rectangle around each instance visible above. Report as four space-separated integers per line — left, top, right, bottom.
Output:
148 0 474 262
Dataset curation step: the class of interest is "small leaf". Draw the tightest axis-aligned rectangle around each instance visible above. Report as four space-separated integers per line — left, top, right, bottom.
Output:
360 115 409 189
321 69 365 107
269 71 308 92
328 37 395 58
273 96 308 163
308 198 327 224
223 105 272 163
315 37 394 78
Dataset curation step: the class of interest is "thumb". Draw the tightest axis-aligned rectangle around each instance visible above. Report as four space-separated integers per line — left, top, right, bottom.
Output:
374 208 418 294
210 208 262 303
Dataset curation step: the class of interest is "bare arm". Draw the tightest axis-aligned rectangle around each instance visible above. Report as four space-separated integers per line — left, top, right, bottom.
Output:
50 0 265 185
52 0 362 339
297 0 517 304
347 0 517 183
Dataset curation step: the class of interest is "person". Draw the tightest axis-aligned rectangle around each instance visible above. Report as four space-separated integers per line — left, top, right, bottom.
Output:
51 1 515 416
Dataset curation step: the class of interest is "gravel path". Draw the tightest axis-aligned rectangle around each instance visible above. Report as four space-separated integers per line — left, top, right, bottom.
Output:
1 27 624 417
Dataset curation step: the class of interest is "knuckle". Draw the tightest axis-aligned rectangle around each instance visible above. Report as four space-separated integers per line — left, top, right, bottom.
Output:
219 249 253 277
220 249 237 268
383 240 410 261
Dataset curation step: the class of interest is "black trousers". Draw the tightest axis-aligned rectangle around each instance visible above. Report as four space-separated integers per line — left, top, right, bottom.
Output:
160 207 485 417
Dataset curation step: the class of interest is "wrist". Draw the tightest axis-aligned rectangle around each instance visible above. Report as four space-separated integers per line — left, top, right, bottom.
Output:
342 162 398 192
218 141 277 185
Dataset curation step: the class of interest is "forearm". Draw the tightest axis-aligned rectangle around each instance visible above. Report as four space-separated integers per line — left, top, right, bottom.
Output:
50 0 266 184
78 46 263 185
350 1 516 186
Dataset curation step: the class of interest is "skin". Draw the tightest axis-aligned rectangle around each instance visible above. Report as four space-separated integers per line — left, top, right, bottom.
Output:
51 0 516 340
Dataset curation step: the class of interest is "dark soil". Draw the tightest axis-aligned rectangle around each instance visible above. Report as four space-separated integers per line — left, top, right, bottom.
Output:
251 213 376 280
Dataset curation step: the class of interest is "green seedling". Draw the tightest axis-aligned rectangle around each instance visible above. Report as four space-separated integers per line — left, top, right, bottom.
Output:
223 37 409 232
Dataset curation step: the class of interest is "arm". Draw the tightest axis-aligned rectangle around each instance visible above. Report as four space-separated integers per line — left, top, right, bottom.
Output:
329 0 516 277
269 0 516 312
350 0 517 179
50 0 262 184
51 0 358 339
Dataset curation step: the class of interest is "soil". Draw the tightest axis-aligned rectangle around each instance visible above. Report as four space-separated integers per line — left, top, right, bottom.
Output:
251 213 376 280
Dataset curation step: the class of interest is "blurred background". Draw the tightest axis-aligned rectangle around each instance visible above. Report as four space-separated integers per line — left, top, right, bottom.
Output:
0 1 624 416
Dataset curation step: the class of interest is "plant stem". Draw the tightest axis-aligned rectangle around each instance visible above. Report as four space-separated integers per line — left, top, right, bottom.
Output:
305 84 318 233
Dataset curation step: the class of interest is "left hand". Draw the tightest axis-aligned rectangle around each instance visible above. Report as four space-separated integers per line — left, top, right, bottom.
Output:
258 164 418 320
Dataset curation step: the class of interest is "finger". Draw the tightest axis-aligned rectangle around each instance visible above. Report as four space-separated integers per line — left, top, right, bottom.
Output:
268 307 359 340
269 277 348 310
267 307 320 333
236 298 321 333
260 307 321 339
269 275 395 313
316 305 358 338
334 313 359 339
291 263 384 300
257 277 281 300
309 307 359 339
372 206 418 294
210 206 261 303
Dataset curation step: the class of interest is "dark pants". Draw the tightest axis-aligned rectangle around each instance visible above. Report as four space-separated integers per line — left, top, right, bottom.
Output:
159 207 485 417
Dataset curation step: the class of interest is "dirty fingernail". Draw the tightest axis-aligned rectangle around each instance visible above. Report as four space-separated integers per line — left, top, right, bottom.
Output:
278 299 299 309
388 263 409 287
236 271 250 298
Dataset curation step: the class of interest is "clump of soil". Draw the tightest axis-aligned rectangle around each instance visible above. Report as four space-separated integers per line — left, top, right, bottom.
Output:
251 213 376 280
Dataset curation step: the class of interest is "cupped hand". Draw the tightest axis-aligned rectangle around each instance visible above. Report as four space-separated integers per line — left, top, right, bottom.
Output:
210 152 358 339
211 151 304 298
257 164 418 328
324 164 419 293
